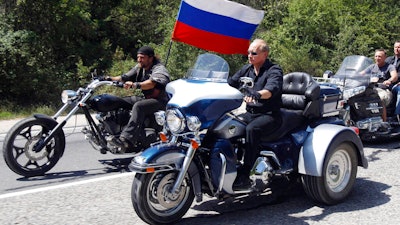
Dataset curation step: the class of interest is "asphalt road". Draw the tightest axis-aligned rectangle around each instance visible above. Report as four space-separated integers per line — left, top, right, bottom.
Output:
0 132 134 195
1 123 400 224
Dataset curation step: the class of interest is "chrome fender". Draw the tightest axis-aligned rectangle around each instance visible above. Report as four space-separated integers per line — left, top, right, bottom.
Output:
298 124 367 176
129 143 203 202
129 143 187 172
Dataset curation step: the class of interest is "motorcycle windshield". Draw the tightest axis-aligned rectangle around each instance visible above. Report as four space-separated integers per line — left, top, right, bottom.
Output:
335 55 373 77
185 53 230 82
332 55 373 89
166 53 243 129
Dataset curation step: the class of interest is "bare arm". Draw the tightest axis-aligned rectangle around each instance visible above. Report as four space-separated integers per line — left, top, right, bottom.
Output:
382 70 398 86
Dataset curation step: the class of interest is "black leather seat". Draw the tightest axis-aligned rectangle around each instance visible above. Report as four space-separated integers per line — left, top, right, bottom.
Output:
261 72 321 141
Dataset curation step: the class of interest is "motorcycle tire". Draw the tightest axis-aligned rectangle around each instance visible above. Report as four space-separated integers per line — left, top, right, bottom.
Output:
301 142 358 205
2 117 65 177
131 172 195 225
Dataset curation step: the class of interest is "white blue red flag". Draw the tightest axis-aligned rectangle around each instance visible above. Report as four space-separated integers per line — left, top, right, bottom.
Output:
172 0 264 55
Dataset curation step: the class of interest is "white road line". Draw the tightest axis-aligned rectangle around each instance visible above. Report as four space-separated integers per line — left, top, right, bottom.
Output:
0 172 135 199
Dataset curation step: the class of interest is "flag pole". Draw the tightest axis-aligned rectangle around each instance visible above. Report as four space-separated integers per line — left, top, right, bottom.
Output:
164 40 173 67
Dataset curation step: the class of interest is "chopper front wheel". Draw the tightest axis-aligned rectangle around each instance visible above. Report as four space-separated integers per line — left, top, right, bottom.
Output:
2 117 65 177
131 171 195 225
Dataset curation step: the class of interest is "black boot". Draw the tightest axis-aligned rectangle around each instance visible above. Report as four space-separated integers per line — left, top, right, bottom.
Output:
233 168 252 190
110 136 134 153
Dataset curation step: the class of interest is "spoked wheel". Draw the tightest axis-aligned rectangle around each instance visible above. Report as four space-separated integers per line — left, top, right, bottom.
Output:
2 117 65 177
131 171 195 225
301 142 358 205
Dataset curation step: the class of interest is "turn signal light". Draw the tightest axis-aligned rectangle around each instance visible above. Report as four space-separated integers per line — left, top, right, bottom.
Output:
146 167 155 173
190 139 199 149
350 126 360 135
159 132 168 142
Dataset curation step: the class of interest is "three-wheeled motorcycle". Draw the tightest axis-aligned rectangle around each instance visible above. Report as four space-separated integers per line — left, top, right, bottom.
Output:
317 55 400 142
128 53 368 225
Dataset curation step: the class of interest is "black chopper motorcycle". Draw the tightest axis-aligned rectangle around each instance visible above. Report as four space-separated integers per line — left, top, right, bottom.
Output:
2 75 162 177
318 55 400 142
128 53 368 225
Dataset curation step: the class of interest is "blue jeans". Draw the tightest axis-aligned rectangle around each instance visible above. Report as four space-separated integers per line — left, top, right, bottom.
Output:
392 85 400 115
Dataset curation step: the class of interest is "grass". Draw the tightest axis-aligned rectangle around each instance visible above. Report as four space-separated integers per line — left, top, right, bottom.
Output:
0 86 133 120
0 111 17 120
0 105 57 120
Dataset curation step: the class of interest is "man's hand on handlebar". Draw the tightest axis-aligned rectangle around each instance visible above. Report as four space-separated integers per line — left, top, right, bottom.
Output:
243 87 261 104
123 81 141 90
382 79 392 86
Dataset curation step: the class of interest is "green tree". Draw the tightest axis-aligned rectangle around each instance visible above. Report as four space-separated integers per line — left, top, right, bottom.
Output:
262 0 400 75
2 0 400 113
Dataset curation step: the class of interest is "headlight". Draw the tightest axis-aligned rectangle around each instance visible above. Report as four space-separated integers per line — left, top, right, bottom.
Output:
154 111 166 126
187 116 201 131
133 155 147 164
343 86 366 100
61 90 77 104
166 109 185 133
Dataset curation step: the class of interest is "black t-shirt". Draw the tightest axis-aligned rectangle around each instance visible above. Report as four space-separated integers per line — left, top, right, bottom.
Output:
228 59 283 113
386 56 400 73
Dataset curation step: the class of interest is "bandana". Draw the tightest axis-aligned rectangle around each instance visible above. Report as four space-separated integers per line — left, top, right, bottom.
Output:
137 46 154 57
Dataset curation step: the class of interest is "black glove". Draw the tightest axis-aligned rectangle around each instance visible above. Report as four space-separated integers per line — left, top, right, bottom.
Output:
244 87 261 100
99 76 113 81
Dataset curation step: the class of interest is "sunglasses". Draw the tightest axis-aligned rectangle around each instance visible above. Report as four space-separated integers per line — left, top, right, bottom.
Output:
248 51 258 56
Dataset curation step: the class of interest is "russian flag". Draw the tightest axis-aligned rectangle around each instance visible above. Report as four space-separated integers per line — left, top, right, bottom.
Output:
172 0 264 55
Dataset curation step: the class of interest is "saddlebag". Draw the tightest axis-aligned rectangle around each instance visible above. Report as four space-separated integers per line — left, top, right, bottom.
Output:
319 85 341 116
348 91 383 120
